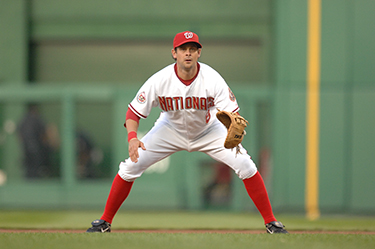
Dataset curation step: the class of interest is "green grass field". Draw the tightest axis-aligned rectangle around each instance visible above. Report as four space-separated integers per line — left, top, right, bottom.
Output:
1 210 374 249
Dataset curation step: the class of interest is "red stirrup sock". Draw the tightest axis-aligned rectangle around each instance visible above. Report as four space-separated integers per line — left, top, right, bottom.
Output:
243 171 276 224
100 174 134 224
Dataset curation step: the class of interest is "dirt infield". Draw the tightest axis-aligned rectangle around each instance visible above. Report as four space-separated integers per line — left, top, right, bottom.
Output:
1 229 375 234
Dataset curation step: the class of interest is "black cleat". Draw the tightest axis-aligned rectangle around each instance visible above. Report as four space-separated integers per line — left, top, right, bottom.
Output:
265 221 288 234
86 219 111 233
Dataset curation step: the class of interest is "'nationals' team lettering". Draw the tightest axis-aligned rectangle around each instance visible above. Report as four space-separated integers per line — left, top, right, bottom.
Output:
158 96 214 112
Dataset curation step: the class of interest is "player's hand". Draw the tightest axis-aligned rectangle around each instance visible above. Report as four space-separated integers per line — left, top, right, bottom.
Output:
128 138 146 163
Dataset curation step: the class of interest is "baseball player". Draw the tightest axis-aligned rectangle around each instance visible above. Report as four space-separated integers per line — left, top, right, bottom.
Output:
86 31 288 234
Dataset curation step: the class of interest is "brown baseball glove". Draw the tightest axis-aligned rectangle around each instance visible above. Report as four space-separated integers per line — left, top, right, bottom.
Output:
216 109 249 154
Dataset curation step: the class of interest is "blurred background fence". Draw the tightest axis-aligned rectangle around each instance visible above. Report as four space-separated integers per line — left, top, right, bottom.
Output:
0 0 374 215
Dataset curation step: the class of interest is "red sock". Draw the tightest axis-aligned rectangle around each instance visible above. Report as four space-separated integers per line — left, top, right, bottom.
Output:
100 174 134 224
243 171 276 224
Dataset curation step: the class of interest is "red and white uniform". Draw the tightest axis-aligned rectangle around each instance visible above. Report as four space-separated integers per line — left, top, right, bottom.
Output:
118 62 257 181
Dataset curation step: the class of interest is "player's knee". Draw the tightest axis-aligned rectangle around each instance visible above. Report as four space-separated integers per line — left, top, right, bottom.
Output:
235 158 258 180
118 160 143 182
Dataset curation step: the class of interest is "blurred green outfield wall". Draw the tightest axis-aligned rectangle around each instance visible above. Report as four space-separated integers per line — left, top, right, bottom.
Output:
272 0 375 214
0 0 375 214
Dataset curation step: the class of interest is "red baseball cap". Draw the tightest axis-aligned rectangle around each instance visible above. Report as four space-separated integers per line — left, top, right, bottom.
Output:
173 31 202 49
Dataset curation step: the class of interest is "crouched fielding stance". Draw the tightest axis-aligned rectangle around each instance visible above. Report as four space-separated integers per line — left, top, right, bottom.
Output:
87 31 288 234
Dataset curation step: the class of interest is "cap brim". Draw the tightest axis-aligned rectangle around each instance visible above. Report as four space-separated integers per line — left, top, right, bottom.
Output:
174 41 202 49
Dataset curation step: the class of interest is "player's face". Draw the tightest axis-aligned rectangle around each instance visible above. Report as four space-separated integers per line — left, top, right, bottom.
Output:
172 43 201 71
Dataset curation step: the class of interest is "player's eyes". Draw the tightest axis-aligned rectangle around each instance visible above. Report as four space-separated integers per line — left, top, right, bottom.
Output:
180 48 197 52
178 46 198 54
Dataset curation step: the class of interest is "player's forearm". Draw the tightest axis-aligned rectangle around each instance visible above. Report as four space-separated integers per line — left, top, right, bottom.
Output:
126 117 146 161
125 119 139 142
125 119 139 134
124 107 141 141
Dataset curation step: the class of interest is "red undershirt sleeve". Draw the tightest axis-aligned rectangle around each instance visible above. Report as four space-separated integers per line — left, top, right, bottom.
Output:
124 107 140 127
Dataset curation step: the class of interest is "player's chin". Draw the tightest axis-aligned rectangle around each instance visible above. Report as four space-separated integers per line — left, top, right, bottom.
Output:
183 61 195 68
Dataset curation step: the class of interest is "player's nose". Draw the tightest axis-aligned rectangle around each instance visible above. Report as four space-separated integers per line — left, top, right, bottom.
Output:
185 48 194 55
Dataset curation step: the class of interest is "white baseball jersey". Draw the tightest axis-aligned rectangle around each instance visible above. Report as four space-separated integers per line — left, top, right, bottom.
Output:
129 62 238 139
119 62 257 181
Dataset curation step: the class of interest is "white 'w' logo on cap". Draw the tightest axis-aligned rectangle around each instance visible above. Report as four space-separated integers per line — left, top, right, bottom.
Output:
184 32 194 39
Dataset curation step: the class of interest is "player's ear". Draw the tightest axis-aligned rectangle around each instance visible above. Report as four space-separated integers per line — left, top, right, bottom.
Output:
171 48 177 60
197 48 202 58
